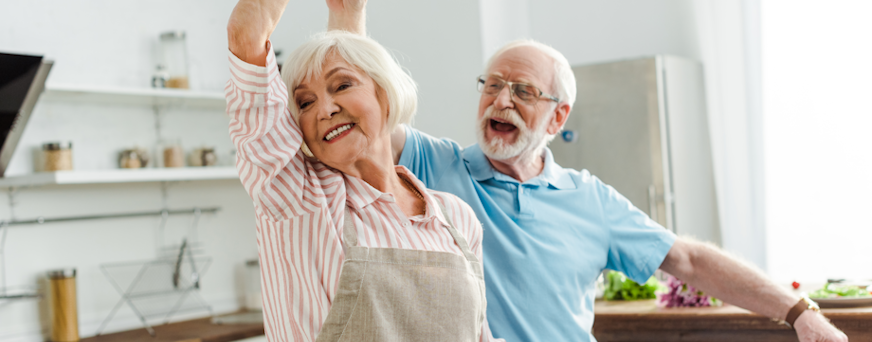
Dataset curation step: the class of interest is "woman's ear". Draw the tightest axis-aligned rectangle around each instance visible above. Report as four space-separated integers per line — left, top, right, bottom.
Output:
375 84 390 122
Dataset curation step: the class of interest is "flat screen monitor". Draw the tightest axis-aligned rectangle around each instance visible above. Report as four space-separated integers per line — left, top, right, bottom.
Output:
0 52 53 176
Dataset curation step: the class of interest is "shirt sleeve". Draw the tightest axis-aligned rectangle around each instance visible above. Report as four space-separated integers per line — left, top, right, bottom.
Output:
397 125 464 188
597 176 677 284
225 44 342 221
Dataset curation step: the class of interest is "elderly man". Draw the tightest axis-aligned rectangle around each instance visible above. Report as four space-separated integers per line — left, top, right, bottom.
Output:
328 2 847 341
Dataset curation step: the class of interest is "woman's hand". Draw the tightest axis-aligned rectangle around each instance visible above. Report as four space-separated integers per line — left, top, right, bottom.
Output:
227 0 290 66
327 0 367 35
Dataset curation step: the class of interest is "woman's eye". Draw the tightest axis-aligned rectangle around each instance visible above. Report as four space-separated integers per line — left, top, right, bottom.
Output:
299 101 313 109
336 83 351 91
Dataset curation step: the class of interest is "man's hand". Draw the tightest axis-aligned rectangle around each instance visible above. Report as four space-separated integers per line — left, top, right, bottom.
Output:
794 311 848 342
327 0 367 35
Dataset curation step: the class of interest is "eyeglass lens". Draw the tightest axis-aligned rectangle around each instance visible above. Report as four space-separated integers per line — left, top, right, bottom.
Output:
478 76 540 103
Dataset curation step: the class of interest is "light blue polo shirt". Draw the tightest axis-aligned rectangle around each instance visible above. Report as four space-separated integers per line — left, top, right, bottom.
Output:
399 127 676 342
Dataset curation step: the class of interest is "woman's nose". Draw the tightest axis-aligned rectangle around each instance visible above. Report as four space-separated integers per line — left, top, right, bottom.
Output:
317 98 341 120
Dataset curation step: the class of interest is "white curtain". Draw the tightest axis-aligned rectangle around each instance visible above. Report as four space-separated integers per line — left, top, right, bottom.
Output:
691 0 767 270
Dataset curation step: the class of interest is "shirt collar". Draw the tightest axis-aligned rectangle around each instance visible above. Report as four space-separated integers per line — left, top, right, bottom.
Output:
463 144 576 190
343 173 383 210
396 166 450 227
344 166 450 228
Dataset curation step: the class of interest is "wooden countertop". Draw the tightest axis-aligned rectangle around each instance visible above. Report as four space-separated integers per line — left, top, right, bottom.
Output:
593 300 872 342
80 314 264 342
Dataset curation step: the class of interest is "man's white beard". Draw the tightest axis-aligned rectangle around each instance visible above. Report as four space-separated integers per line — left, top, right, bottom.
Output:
476 105 550 163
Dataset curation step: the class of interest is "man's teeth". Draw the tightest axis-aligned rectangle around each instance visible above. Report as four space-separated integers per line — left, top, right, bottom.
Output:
325 123 354 141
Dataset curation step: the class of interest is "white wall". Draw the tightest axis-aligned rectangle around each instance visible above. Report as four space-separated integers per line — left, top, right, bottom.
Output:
762 0 872 283
1 2 253 340
525 0 699 67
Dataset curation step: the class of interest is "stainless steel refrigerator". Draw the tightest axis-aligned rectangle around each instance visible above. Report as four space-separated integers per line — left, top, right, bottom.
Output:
550 55 721 244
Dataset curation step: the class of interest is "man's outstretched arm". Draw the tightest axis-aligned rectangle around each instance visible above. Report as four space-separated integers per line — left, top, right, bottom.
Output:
227 0 290 66
326 0 367 35
660 238 848 342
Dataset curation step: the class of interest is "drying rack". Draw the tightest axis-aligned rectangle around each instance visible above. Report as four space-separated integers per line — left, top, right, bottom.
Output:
0 207 219 301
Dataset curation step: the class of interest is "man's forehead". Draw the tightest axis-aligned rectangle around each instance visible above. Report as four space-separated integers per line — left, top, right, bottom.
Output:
488 46 553 85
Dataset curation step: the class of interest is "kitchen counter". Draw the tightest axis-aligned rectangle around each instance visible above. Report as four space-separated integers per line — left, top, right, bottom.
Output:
80 313 264 342
592 299 872 342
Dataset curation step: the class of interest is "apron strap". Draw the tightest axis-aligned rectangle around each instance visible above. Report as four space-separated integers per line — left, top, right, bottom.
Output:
437 202 481 264
342 207 360 248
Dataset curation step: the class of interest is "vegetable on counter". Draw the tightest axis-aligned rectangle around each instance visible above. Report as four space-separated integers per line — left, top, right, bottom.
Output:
658 274 722 308
808 283 871 299
603 270 662 301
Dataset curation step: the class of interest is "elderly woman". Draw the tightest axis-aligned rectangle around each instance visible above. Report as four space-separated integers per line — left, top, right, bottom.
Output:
226 1 503 341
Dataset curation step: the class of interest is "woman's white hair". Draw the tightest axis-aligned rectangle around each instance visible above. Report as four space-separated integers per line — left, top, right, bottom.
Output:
281 31 417 156
485 39 576 109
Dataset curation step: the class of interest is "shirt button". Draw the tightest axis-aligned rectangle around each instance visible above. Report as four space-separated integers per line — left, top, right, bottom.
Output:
404 222 410 227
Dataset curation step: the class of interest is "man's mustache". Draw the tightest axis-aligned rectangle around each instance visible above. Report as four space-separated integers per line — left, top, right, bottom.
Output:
482 107 526 129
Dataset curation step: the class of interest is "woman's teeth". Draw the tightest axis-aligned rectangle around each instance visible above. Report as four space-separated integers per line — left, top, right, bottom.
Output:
325 123 354 141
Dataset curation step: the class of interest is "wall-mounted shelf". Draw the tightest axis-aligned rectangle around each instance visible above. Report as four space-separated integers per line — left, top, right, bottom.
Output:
41 83 226 109
0 167 239 187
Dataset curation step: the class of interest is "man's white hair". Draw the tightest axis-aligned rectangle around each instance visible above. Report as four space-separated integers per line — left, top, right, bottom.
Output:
485 39 576 110
281 31 418 155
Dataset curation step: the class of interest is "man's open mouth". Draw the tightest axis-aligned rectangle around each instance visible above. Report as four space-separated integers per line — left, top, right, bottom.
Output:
490 118 518 133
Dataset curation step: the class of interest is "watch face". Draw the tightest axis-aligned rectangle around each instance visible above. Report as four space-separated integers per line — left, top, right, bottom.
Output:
802 295 821 311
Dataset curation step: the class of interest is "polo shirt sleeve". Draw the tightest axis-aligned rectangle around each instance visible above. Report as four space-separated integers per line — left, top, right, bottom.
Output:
397 125 463 188
597 176 677 284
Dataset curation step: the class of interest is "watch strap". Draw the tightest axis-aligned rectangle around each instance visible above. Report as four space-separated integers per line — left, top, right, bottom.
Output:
785 298 810 328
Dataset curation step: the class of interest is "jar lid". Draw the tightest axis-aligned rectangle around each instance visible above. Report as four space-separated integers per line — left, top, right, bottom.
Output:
42 142 72 151
47 268 76 279
160 31 186 40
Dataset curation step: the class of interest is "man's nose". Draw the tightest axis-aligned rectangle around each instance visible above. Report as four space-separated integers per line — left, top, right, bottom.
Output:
493 85 514 110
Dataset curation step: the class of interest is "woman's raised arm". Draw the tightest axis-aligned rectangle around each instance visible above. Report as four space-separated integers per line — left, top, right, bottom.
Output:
227 0 290 66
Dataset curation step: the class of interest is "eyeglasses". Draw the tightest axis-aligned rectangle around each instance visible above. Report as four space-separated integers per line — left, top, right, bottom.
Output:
476 75 560 105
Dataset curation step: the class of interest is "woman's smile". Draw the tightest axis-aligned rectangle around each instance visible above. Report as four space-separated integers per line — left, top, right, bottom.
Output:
324 122 356 142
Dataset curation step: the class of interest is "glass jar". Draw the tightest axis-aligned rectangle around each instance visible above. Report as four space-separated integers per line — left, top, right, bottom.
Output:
159 31 189 89
48 268 79 342
163 144 185 168
189 147 217 167
42 142 73 172
119 147 149 169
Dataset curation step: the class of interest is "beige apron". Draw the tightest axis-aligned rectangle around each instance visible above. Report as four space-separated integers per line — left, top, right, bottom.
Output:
315 204 486 342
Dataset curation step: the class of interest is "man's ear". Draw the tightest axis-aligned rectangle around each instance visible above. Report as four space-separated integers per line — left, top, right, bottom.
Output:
546 102 571 135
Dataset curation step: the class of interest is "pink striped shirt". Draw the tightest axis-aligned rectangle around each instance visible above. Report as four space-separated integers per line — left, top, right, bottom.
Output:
226 46 501 342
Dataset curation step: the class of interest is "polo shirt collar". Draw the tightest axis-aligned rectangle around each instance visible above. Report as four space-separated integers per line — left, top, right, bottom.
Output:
538 148 576 190
463 144 576 190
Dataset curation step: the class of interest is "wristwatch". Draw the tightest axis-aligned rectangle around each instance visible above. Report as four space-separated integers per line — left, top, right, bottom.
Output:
785 294 821 329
